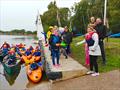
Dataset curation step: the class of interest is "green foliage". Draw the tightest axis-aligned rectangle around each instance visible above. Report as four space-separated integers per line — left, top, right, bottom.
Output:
41 1 70 33
72 0 120 34
108 0 120 33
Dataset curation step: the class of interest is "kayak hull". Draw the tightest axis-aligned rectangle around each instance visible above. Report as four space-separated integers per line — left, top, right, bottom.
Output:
26 65 42 83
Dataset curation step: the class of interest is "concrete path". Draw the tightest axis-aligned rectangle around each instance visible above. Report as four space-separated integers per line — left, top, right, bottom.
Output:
43 44 88 81
27 70 120 90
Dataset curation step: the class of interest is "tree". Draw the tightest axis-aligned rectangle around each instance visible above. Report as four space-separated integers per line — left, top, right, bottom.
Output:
41 1 70 33
71 0 120 34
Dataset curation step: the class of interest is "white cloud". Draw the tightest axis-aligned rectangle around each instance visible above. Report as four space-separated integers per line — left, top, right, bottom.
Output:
0 0 80 31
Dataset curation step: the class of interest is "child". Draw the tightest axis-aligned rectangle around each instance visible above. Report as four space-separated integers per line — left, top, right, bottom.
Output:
77 27 101 76
49 28 61 67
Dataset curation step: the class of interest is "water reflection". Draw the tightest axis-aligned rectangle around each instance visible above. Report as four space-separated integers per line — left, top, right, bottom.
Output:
4 65 21 85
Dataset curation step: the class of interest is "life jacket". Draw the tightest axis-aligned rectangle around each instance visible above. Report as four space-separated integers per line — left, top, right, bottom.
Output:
85 32 96 46
47 31 52 40
8 59 15 65
30 63 38 70
25 51 31 56
52 35 60 44
2 48 9 55
33 51 41 56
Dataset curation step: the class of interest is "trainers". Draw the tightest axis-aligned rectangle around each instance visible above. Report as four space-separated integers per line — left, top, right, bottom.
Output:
65 56 68 59
91 73 99 76
56 64 61 68
53 65 56 67
86 71 94 75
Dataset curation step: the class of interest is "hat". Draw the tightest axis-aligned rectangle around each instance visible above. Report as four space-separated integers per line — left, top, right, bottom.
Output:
49 26 53 30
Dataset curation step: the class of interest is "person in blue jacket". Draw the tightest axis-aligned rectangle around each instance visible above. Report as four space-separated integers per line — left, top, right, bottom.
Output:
1 44 9 56
49 28 61 67
25 48 32 56
33 47 41 57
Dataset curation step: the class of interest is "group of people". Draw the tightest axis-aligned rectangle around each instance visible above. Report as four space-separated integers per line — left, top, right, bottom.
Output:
1 17 107 76
46 25 73 67
77 17 107 76
0 42 41 65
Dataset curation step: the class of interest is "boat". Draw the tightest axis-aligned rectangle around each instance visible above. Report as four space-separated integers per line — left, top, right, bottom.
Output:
4 65 21 85
26 63 42 83
2 55 21 75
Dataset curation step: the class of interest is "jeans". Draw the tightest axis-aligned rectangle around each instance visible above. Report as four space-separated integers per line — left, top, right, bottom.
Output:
89 55 98 73
66 44 71 54
99 40 106 64
61 48 68 59
51 49 60 65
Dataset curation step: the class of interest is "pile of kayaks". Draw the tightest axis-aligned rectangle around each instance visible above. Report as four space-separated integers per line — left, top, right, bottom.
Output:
0 43 44 83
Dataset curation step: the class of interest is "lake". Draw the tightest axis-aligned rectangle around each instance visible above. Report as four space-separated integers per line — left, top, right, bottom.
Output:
0 35 48 90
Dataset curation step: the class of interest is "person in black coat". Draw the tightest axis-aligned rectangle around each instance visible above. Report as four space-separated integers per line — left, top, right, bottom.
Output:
95 18 107 65
62 26 73 55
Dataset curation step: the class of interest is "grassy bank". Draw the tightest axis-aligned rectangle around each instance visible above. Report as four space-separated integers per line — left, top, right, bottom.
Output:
71 37 120 73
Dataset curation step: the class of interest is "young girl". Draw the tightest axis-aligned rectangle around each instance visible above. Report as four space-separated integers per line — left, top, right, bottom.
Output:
49 28 61 67
77 27 101 76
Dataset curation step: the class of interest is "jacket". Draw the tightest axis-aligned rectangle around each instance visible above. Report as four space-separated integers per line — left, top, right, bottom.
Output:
88 33 101 56
95 23 107 40
49 34 61 50
62 31 72 44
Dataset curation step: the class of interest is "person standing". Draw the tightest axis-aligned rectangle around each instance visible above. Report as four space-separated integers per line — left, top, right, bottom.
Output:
88 16 96 28
86 27 101 76
95 18 107 65
62 26 73 55
49 28 61 67
47 26 53 41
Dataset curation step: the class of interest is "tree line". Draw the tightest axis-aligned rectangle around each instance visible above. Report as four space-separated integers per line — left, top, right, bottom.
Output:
0 29 37 35
41 0 120 34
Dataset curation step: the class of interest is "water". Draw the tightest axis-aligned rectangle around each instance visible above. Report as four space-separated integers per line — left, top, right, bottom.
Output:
0 35 36 48
0 35 48 90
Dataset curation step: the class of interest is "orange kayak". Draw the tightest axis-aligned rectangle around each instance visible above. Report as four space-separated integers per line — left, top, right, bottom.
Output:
26 65 42 83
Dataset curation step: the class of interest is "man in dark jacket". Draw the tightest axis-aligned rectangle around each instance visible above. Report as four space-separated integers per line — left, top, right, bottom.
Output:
62 26 73 55
95 18 107 65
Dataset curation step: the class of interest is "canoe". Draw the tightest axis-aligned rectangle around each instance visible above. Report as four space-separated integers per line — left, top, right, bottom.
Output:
2 55 21 75
26 64 42 83
4 65 21 85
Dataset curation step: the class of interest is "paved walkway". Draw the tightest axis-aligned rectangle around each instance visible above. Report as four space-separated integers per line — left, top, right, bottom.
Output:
28 70 120 90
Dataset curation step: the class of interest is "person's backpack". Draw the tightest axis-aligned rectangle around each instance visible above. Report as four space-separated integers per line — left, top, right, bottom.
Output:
85 32 96 46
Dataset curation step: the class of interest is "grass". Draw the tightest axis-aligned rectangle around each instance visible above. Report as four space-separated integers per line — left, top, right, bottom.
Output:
71 36 120 73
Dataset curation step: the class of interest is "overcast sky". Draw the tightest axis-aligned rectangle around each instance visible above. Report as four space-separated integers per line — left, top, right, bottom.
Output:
0 0 80 31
